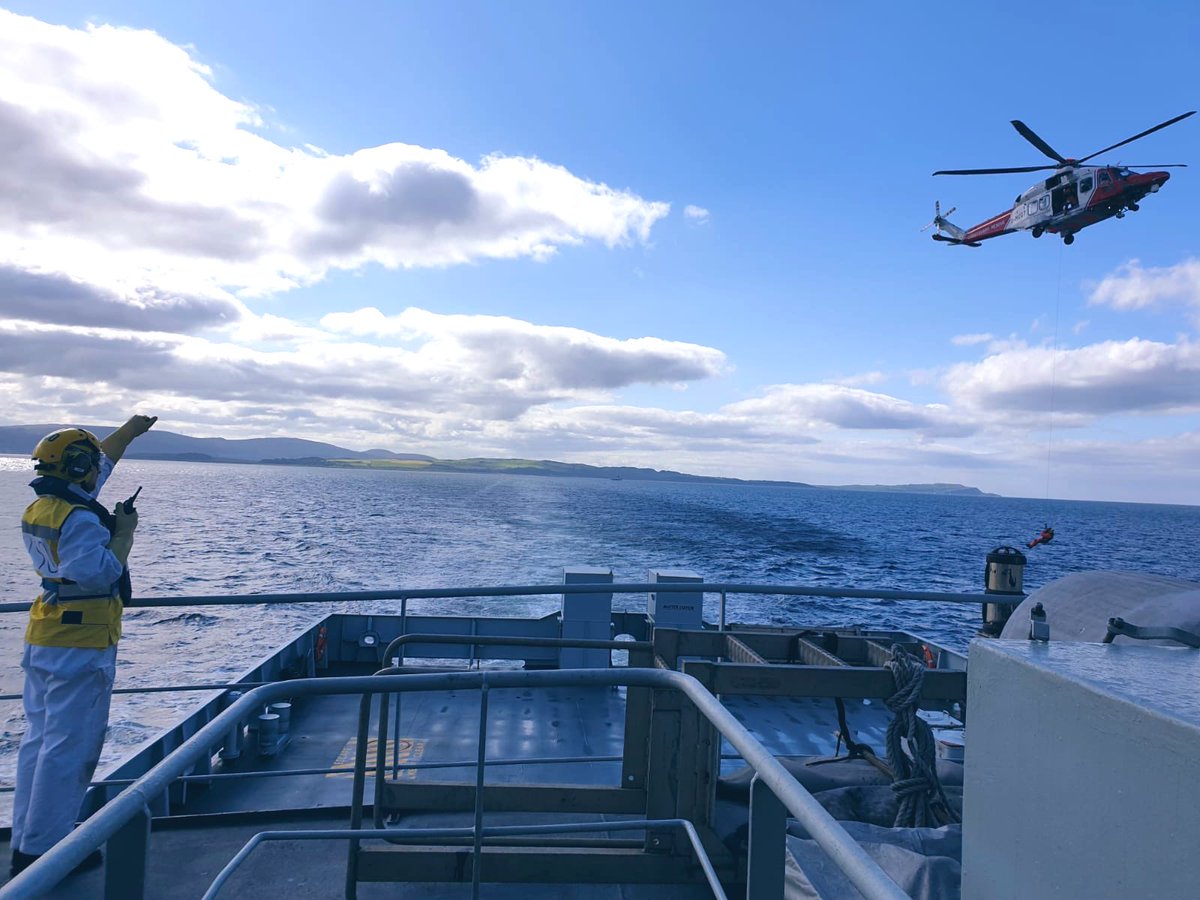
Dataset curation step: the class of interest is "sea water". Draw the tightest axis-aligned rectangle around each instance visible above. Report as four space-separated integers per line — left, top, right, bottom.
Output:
0 457 1198 820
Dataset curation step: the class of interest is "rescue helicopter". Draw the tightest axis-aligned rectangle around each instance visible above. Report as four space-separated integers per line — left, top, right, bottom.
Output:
924 111 1194 246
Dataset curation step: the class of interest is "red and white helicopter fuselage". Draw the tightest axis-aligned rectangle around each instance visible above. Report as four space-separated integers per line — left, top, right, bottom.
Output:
931 166 1172 247
927 112 1191 247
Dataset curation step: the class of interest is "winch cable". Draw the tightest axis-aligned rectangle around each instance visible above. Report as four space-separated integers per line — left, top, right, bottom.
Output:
1042 243 1064 514
883 645 960 828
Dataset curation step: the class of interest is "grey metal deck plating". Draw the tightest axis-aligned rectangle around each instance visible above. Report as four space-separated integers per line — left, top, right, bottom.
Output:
0 598 969 899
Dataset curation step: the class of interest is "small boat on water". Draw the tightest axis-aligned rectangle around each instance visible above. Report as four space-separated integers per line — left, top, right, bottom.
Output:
2 557 1199 899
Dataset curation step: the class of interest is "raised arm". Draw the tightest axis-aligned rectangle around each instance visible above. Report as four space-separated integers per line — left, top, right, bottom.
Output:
100 414 158 464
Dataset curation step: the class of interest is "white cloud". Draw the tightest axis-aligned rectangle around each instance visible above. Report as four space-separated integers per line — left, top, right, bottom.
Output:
722 384 972 437
944 337 1200 417
4 8 1200 503
0 307 727 425
1090 258 1200 312
0 265 244 332
951 333 993 346
0 9 670 305
0 8 704 452
319 307 728 390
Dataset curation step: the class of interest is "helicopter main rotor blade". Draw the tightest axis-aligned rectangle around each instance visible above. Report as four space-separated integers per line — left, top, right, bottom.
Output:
1103 163 1188 169
933 164 1059 176
1011 120 1067 163
1077 111 1196 164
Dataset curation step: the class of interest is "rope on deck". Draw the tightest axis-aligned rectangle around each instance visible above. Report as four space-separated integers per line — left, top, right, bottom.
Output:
884 645 961 828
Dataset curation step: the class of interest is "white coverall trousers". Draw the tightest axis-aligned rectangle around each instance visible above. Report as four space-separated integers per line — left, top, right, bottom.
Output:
12 643 117 855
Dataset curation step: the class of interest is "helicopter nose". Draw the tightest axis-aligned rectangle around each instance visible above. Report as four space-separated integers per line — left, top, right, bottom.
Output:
1131 170 1171 192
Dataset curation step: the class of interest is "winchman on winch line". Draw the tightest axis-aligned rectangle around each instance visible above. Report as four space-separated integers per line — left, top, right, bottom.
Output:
1027 525 1054 549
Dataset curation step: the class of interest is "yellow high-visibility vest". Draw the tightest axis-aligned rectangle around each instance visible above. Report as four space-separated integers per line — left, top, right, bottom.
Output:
21 493 123 648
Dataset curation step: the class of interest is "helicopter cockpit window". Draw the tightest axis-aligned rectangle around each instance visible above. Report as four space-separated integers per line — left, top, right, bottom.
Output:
1099 171 1112 185
1080 176 1094 192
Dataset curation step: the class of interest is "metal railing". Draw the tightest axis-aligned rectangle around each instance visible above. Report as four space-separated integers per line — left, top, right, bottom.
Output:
1 668 910 900
0 579 989 622
0 580 981 896
203 820 727 900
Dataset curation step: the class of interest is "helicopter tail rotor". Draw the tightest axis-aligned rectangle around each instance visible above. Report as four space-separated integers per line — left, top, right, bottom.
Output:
919 201 957 231
921 201 966 241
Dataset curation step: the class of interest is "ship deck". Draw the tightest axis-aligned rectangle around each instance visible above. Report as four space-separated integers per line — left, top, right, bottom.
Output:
6 677 892 897
0 602 970 899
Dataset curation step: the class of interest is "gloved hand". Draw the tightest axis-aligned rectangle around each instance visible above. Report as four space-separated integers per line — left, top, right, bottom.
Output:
114 503 139 534
125 414 158 437
110 503 138 564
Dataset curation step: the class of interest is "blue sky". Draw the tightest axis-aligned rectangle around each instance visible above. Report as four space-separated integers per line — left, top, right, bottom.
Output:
1 1 1199 503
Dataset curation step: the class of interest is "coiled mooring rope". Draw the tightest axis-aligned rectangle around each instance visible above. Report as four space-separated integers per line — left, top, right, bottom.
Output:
884 645 961 828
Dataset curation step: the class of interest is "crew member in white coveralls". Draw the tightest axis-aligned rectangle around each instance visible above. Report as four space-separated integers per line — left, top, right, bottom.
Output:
10 414 157 878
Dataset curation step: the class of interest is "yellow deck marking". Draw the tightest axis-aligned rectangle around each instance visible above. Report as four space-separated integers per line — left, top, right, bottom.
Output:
328 736 426 778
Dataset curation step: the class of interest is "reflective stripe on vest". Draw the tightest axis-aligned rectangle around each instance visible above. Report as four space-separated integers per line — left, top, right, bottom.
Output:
21 495 123 649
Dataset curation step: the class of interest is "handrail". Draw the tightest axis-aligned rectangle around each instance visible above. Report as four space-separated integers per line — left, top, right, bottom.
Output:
0 580 991 613
380 631 652 663
14 754 628 792
203 819 727 900
1 668 909 900
0 681 280 703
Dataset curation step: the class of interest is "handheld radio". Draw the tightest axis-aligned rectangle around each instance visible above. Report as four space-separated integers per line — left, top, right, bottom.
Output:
122 486 143 515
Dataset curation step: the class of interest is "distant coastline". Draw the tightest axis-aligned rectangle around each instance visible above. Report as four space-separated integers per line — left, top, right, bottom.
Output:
0 424 1000 497
257 456 999 496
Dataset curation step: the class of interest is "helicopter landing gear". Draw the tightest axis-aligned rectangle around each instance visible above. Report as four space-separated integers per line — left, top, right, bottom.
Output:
1032 225 1044 238
1115 210 1125 219
1128 202 1140 211
1063 233 1075 245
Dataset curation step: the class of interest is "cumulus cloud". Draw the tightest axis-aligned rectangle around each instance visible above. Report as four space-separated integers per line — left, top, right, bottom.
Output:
7 8 1198 503
944 338 1200 416
0 308 726 424
1090 258 1200 311
510 404 813 452
297 149 669 269
0 8 700 452
0 265 243 332
0 99 266 261
320 307 727 390
722 384 973 437
0 8 670 303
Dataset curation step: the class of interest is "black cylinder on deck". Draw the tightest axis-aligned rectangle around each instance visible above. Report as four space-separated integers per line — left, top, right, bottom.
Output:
980 546 1027 637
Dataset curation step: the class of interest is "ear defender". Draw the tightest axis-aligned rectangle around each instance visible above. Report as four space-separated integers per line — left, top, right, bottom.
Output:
62 445 99 480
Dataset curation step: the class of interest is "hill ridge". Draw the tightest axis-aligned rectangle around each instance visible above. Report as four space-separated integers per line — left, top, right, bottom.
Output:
0 424 998 495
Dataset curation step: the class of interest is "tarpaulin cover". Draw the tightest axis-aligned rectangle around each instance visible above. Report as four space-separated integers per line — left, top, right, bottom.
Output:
717 757 965 899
